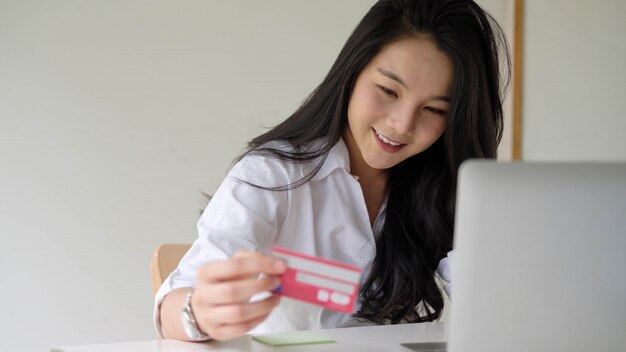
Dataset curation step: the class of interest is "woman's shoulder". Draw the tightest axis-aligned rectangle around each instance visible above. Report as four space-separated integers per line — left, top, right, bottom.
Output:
228 140 323 188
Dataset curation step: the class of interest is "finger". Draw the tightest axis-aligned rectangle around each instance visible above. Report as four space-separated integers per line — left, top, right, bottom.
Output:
232 251 288 279
210 314 272 341
232 250 265 259
197 255 286 283
208 313 271 341
229 251 278 280
198 275 281 305
203 295 280 326
205 302 278 341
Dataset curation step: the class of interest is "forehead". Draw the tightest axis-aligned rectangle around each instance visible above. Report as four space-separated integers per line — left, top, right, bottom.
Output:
367 35 454 93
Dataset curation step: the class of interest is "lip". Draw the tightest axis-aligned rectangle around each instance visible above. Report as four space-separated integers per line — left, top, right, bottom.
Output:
371 128 406 153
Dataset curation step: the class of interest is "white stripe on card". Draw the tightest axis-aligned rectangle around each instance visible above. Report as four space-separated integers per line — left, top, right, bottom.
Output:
273 252 360 283
295 272 355 294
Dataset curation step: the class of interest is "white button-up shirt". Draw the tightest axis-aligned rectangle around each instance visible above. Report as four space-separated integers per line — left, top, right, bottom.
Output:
154 138 451 336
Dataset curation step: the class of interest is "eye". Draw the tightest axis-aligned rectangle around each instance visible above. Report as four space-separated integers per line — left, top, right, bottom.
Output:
377 85 398 98
425 106 447 116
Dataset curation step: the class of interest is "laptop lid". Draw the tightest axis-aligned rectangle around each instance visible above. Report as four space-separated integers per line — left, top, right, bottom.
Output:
448 161 626 352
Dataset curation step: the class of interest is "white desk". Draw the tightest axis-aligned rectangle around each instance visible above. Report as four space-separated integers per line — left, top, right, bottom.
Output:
51 322 445 352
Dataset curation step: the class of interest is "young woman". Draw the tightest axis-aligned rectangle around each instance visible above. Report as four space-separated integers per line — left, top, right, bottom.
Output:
156 0 509 342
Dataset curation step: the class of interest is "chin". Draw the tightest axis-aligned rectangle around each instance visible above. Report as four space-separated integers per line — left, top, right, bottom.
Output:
365 157 399 170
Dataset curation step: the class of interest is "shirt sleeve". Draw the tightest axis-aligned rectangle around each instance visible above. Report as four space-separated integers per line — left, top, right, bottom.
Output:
436 249 455 299
153 154 289 337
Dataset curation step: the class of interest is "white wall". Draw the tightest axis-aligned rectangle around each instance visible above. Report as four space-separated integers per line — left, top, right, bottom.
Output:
0 1 374 350
523 0 626 160
2 1 621 351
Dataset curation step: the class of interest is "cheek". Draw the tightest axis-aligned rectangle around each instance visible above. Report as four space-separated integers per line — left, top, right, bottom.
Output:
432 118 447 137
417 116 447 142
349 86 385 124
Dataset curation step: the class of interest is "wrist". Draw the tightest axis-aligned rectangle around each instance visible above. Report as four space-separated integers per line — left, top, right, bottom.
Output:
180 288 211 341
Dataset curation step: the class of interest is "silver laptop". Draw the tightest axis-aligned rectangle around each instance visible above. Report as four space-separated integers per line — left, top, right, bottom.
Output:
444 161 626 352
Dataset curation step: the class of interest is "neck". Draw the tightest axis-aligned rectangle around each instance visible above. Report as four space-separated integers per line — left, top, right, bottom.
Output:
342 129 388 226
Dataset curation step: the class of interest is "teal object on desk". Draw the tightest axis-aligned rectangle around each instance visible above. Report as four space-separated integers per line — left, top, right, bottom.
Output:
252 331 336 347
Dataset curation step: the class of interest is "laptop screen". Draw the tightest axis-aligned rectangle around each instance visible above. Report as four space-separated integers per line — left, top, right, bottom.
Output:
447 161 626 352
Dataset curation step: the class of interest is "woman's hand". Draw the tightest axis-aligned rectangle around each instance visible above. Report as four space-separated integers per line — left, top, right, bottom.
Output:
191 251 286 340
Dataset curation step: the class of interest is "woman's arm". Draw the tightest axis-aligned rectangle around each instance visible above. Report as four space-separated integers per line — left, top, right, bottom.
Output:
156 152 292 341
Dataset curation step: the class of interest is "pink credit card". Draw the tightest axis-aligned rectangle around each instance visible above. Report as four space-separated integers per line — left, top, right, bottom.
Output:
271 246 362 313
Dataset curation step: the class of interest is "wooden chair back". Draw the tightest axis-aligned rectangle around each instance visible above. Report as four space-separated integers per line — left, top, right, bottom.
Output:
151 243 191 295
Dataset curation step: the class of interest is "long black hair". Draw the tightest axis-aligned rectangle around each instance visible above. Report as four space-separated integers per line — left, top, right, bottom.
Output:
242 0 510 324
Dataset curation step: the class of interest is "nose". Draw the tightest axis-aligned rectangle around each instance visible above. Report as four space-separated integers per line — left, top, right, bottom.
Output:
386 105 416 135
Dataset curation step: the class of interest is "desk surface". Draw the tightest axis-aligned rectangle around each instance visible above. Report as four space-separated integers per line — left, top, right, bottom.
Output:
51 322 445 352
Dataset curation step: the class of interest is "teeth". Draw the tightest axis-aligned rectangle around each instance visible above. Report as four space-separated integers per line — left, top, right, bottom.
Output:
376 131 401 146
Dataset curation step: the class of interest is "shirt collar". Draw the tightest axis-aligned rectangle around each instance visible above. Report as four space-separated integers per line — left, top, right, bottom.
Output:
310 138 351 181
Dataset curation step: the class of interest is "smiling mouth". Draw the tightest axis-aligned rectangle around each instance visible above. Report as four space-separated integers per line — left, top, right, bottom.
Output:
373 128 403 146
371 128 406 153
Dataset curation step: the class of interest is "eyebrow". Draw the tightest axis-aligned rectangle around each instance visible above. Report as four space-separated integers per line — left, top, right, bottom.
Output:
377 67 451 103
377 68 407 88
